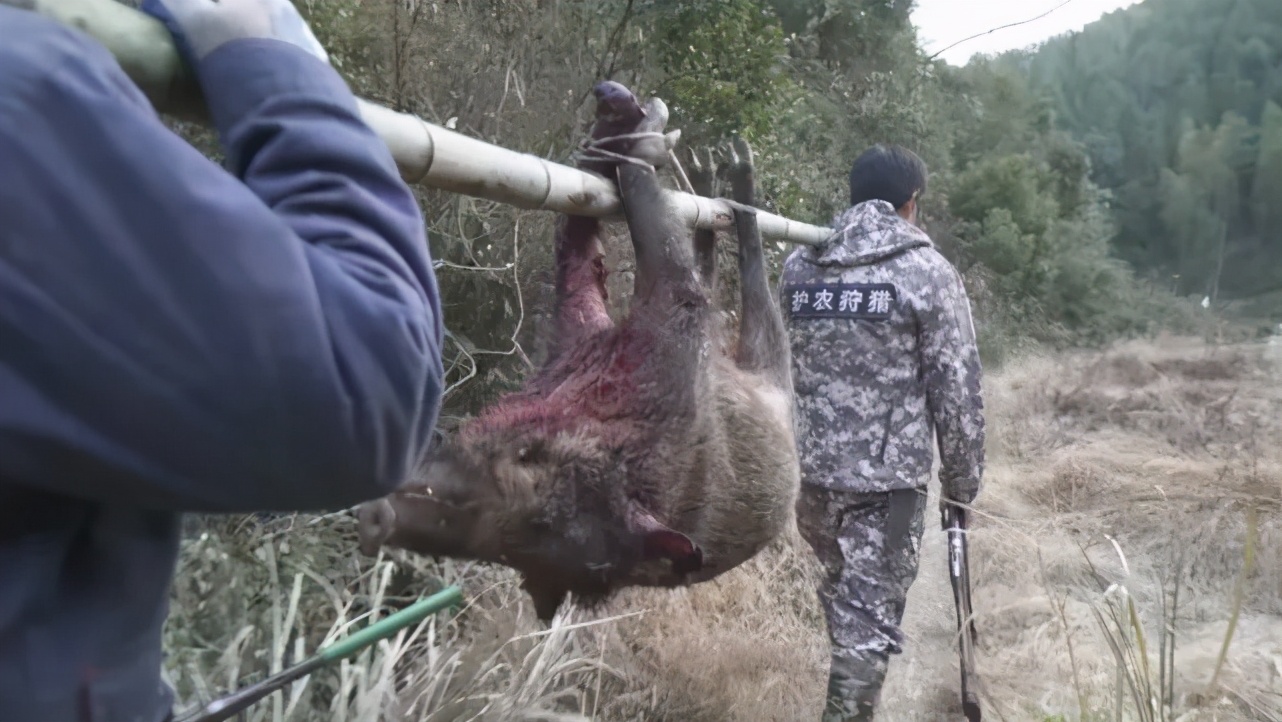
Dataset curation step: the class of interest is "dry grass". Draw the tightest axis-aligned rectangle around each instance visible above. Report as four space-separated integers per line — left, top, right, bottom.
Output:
939 334 1282 722
162 334 1282 721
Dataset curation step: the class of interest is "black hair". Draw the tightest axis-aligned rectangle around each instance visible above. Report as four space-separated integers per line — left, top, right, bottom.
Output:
848 144 928 209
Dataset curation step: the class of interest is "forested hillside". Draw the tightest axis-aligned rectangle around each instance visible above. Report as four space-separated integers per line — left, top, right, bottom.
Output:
153 0 1282 411
1011 0 1282 307
259 0 1244 417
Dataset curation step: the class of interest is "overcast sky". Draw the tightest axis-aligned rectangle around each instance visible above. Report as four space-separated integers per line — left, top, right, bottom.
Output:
911 0 1144 66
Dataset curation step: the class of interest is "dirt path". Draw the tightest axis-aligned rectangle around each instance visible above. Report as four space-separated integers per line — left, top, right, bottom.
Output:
878 482 973 722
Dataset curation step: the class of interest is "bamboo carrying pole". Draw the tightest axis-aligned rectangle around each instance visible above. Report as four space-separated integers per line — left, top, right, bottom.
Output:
11 0 835 246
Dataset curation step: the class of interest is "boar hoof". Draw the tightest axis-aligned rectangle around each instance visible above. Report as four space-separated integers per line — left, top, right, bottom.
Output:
356 499 396 557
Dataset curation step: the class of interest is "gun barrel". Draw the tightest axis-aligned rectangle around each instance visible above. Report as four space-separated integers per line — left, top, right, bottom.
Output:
945 509 982 721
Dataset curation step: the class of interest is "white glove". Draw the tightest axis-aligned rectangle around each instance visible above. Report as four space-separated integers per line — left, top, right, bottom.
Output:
141 0 328 65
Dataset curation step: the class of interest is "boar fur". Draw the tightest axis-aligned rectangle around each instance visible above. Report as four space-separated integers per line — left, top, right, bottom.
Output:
356 81 800 622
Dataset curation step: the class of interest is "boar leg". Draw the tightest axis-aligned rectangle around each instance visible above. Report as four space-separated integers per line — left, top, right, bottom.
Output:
549 215 614 361
542 80 658 360
684 147 719 294
600 89 706 310
616 162 706 310
726 138 790 388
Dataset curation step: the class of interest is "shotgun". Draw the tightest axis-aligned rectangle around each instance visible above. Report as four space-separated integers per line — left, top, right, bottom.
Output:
942 503 982 722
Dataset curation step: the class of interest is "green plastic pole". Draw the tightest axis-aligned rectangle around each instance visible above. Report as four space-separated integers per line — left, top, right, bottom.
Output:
320 586 464 662
177 586 465 722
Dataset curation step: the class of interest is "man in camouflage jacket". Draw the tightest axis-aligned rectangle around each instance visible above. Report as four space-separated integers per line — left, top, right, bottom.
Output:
779 145 985 721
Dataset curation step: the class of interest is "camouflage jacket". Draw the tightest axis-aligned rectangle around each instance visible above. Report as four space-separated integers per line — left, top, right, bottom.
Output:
779 200 985 503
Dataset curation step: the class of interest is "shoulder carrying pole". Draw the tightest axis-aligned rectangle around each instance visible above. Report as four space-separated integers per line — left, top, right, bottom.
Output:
9 0 834 247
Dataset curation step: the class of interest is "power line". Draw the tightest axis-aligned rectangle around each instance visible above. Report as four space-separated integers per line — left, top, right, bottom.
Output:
925 0 1079 62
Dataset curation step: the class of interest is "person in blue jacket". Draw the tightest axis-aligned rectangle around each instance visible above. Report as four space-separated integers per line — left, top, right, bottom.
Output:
0 0 446 719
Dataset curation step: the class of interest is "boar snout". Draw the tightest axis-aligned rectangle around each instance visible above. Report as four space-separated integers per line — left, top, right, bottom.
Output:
350 460 489 562
356 498 397 557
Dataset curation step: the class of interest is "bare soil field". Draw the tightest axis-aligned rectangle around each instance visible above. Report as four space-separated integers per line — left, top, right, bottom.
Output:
164 334 1282 722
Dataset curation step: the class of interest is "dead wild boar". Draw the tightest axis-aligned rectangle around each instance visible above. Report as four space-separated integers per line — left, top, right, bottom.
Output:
356 80 800 621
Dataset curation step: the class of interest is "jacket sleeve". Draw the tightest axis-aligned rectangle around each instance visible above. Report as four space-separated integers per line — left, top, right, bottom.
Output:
0 16 445 512
915 252 986 505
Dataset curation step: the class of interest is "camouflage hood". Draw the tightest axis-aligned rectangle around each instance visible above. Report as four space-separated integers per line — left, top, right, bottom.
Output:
798 200 933 268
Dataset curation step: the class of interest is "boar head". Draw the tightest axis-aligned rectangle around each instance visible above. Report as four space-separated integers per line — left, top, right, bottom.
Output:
355 411 703 619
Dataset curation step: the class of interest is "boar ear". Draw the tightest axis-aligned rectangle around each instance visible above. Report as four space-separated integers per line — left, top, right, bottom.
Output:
626 501 703 574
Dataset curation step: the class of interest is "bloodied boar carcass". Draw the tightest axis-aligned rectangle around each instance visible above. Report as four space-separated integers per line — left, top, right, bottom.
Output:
356 81 801 621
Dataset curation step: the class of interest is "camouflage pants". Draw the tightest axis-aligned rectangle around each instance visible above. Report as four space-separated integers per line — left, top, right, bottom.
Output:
797 485 929 722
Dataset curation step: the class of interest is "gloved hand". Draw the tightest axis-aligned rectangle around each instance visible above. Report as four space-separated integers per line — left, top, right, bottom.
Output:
140 0 328 66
